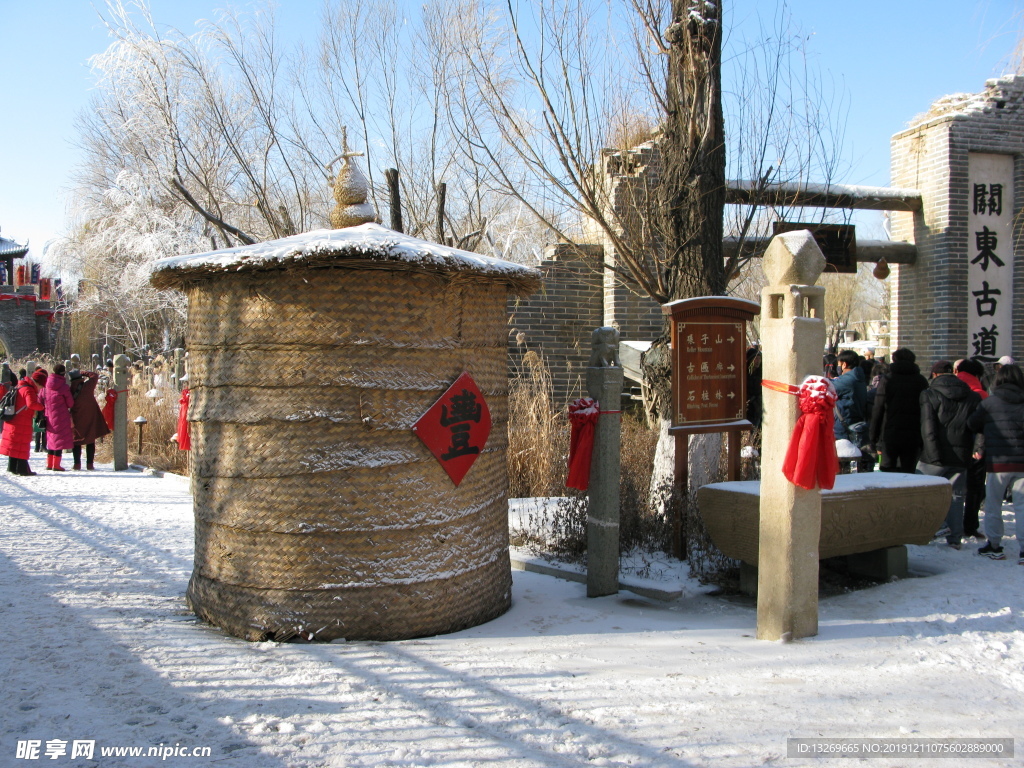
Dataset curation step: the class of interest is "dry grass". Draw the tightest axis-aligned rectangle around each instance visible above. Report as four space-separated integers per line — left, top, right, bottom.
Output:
618 413 669 554
92 378 188 475
506 351 669 563
507 350 568 498
130 382 188 474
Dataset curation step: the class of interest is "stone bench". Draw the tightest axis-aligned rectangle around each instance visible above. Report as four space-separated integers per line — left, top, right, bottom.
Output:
697 473 952 589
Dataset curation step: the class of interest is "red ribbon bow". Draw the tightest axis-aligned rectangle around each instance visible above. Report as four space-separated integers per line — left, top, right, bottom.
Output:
566 397 599 491
763 375 839 490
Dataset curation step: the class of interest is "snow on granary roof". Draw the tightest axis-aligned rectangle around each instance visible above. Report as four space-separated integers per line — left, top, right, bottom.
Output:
149 223 541 295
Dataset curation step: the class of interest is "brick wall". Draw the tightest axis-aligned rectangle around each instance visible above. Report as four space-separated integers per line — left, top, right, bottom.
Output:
507 241 665 407
891 75 1024 363
600 140 666 343
0 286 55 357
507 244 605 406
507 139 687 406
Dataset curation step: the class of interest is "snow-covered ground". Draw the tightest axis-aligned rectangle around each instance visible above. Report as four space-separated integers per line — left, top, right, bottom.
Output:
1 459 1022 767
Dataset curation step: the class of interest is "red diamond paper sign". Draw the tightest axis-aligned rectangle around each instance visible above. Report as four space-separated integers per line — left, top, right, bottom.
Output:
413 372 492 486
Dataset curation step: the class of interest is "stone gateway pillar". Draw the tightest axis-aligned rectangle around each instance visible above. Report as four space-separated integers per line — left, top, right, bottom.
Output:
757 231 827 641
891 75 1024 362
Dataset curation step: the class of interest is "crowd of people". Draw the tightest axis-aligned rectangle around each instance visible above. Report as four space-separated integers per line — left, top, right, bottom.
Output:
827 347 1023 564
0 362 110 475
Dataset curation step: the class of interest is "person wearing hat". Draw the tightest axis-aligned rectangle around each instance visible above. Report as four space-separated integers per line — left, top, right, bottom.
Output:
0 368 47 475
918 359 982 549
39 363 75 471
69 369 110 470
987 355 1016 390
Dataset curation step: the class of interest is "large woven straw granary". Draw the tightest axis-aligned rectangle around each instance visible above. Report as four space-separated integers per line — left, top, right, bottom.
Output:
150 220 540 642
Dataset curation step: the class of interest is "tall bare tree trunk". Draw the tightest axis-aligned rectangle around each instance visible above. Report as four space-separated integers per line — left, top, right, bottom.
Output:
662 0 726 302
646 0 728 526
647 0 727 417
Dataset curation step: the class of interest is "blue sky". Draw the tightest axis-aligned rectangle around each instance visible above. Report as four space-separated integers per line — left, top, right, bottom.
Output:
0 0 1021 261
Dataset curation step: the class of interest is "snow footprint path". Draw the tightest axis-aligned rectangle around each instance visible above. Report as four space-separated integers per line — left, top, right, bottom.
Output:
289 641 698 768
0 473 292 767
0 471 696 767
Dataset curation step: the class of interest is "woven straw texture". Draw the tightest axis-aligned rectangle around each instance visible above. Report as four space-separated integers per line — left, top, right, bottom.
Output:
185 266 512 641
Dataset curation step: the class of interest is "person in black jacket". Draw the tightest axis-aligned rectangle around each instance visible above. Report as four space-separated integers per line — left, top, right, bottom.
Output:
956 357 989 539
870 347 929 472
917 360 982 549
966 363 1024 562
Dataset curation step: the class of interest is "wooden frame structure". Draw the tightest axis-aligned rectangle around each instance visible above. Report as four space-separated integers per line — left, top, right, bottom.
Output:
663 296 760 555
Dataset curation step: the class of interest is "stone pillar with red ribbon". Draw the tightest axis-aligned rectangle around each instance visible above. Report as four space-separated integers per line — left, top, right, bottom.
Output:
757 230 828 642
584 327 623 598
113 354 130 471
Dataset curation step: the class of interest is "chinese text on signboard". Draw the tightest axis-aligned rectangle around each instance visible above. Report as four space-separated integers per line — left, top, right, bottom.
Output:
673 321 745 427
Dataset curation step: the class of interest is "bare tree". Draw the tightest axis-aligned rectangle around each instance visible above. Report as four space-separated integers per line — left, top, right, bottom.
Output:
821 264 887 353
49 170 195 354
722 2 851 276
79 0 335 247
63 0 534 354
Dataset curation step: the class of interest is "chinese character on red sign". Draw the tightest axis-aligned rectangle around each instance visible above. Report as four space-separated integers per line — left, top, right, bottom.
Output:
413 372 492 486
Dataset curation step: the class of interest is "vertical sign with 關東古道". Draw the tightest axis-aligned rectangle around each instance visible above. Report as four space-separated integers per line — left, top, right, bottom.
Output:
672 320 746 427
968 153 1014 363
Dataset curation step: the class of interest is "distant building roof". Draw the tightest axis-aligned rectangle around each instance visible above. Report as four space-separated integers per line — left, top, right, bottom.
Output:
0 235 28 259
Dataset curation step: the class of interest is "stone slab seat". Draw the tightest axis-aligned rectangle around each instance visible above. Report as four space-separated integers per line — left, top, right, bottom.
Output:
697 473 952 565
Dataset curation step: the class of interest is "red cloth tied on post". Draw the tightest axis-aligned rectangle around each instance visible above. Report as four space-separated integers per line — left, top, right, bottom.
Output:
566 397 600 491
763 375 839 491
102 388 120 431
176 388 191 451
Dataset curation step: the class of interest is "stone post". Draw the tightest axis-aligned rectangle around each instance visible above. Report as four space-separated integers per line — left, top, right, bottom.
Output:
91 354 101 371
586 327 623 598
102 345 111 365
757 231 827 641
113 354 130 471
173 348 185 391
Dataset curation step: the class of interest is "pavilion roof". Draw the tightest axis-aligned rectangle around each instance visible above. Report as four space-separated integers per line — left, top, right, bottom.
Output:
0 236 28 259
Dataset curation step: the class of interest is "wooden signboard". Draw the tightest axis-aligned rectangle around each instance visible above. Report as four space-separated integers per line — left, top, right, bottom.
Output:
671 320 746 429
664 297 761 435
663 296 760 557
772 222 857 274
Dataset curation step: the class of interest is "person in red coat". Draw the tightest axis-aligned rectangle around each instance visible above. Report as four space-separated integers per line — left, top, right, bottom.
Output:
70 370 111 470
0 368 47 475
40 363 75 471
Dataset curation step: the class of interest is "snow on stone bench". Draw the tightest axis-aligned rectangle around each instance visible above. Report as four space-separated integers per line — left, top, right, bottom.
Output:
698 473 951 568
